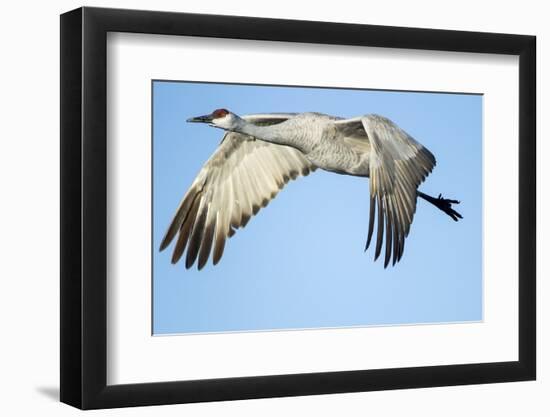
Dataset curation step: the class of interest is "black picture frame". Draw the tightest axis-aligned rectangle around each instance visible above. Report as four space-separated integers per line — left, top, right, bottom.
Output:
60 6 536 410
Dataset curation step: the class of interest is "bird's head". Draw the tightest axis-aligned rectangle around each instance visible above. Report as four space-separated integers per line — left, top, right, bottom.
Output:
187 108 242 131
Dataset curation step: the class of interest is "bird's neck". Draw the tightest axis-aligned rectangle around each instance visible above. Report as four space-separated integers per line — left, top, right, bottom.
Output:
233 119 300 149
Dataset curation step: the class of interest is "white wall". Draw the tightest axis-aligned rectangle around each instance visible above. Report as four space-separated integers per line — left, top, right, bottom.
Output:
0 1 545 415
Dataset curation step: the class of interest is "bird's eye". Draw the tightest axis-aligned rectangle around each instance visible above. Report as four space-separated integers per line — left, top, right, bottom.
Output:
212 108 229 118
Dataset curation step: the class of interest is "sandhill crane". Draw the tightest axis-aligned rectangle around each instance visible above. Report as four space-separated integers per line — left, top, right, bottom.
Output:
160 109 462 270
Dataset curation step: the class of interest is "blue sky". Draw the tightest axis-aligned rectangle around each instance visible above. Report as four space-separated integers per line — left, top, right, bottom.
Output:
152 80 482 335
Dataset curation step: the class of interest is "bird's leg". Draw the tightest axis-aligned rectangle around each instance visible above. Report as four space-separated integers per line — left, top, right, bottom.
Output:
416 191 463 222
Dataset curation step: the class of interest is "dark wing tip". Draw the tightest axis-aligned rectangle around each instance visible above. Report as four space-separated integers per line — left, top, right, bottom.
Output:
159 228 177 252
171 242 185 264
159 238 170 252
373 196 385 261
185 255 195 269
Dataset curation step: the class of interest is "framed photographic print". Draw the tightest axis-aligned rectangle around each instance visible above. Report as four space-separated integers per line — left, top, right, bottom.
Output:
60 6 536 409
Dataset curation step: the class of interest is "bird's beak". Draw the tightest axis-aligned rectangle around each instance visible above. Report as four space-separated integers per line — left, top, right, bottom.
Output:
187 114 213 123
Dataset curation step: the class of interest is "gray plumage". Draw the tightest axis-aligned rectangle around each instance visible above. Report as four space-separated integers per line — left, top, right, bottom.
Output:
160 110 457 270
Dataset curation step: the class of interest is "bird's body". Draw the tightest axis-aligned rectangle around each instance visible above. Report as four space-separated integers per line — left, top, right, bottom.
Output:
238 112 369 175
160 109 462 270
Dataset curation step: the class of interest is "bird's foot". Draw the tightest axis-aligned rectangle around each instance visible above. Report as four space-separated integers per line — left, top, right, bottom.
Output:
432 194 463 222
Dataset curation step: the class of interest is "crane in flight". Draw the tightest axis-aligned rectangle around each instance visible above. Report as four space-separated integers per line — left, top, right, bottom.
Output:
160 109 462 270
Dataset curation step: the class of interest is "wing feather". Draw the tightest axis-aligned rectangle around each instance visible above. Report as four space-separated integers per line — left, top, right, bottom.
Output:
362 115 436 267
160 119 316 270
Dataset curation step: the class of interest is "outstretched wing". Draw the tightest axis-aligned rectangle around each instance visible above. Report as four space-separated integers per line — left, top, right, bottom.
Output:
363 115 436 267
160 115 316 270
335 114 436 267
